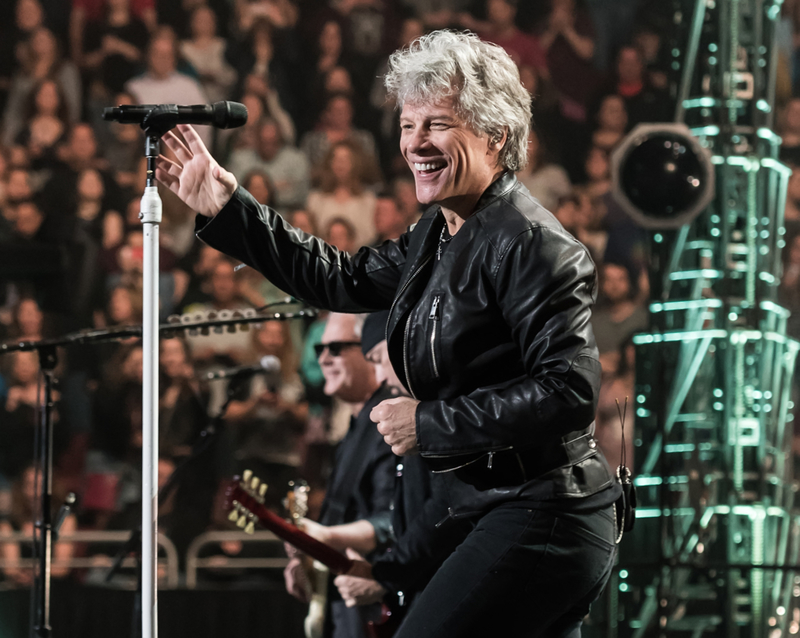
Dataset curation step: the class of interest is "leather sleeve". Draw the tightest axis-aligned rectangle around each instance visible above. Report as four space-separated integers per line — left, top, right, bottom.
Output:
195 187 408 312
416 226 602 460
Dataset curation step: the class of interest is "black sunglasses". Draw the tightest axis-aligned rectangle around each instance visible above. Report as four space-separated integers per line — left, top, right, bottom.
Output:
314 341 362 357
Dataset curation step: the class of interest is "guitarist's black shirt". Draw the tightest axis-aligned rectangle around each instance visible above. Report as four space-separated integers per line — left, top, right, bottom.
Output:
319 382 397 535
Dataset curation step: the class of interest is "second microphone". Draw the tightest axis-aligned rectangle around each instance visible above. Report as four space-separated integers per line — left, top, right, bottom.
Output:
204 355 281 380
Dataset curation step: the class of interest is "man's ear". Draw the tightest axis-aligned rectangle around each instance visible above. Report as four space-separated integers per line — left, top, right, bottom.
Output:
488 128 508 156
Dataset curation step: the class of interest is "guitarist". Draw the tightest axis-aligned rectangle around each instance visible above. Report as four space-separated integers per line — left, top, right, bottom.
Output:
300 311 459 623
284 312 397 638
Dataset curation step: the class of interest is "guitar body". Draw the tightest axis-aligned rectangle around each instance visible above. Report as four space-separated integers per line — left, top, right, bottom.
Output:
303 560 329 638
287 483 330 638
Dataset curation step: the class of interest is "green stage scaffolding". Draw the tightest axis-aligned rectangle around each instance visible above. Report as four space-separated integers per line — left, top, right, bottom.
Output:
613 1 800 636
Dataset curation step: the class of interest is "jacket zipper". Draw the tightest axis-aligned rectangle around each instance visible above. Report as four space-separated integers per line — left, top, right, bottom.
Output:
391 254 433 400
429 295 441 379
428 445 515 473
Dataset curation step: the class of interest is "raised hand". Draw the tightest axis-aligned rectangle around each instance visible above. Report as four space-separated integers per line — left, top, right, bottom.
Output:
155 124 237 218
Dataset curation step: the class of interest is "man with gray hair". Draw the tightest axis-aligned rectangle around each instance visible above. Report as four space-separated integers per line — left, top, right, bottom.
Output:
158 29 620 638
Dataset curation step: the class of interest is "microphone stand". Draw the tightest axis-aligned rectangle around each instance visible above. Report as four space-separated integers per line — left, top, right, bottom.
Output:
104 373 244 638
31 346 57 638
139 107 177 638
0 307 317 637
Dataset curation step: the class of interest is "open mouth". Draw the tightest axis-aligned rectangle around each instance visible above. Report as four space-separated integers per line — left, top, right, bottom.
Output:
414 161 446 176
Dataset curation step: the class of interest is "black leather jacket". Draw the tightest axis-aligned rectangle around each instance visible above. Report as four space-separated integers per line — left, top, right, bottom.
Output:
196 171 615 517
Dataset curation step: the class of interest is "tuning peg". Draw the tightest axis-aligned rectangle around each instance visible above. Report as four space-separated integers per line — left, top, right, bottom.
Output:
244 521 255 534
228 508 239 523
237 515 247 528
243 469 253 483
250 476 261 491
258 483 268 498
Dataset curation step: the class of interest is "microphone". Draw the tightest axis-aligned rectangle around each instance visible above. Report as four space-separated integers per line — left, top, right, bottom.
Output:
102 101 248 129
53 492 77 542
204 355 281 380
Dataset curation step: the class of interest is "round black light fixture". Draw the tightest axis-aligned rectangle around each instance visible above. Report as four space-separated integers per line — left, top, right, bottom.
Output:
611 123 715 229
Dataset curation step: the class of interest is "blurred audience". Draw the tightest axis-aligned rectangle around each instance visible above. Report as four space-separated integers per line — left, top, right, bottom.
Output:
125 28 211 148
306 140 376 248
227 118 309 211
516 129 571 212
591 262 648 374
3 0 777 579
0 464 77 586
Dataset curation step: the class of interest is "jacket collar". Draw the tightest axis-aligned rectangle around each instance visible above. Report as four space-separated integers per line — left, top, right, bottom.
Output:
472 170 518 215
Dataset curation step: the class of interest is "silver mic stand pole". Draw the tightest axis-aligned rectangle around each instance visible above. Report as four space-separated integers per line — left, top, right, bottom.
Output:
140 129 162 638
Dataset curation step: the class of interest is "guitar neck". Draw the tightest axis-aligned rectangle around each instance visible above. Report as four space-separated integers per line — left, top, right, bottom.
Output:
227 481 354 575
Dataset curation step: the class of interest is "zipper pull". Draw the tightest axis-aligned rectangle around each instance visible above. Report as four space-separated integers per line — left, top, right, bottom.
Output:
488 451 495 469
429 295 441 320
435 507 455 528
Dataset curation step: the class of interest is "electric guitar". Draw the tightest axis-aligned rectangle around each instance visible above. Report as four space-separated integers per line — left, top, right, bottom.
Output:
285 480 328 638
224 472 397 638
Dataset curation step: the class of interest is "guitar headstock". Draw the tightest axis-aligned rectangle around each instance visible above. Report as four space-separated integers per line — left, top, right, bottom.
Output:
284 479 310 525
225 469 269 535
165 307 260 338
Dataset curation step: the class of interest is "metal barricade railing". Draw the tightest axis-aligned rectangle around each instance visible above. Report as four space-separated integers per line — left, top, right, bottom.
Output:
185 530 288 589
0 530 180 588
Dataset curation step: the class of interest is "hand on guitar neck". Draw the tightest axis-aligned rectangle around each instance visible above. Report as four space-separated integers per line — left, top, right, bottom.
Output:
225 473 398 637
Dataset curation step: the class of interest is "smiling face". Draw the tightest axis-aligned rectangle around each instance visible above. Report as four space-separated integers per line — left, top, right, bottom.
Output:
318 314 376 403
400 98 504 216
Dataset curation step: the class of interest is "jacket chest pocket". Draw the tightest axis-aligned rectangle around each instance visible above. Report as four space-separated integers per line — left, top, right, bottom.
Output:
428 293 444 379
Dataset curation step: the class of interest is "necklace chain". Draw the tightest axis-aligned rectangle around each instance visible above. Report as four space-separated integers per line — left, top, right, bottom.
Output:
437 224 452 261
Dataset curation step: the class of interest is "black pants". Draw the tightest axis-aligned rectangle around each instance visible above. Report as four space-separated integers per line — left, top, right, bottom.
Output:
394 503 617 638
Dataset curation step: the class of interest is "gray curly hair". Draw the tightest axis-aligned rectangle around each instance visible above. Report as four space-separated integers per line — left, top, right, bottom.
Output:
384 30 532 172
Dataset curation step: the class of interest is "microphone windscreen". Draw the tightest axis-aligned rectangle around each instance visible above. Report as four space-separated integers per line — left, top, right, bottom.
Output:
214 101 248 129
259 355 281 374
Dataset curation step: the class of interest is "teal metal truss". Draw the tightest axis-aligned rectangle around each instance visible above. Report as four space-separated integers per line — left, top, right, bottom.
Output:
613 1 800 636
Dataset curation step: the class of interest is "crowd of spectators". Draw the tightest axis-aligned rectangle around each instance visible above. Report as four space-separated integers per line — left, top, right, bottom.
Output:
0 0 796 587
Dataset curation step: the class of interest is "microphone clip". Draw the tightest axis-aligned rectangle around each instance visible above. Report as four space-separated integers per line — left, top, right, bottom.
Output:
141 104 181 138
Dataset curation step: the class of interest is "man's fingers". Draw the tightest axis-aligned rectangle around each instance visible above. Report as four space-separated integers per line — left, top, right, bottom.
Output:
177 124 208 155
155 167 179 193
375 421 390 436
161 130 192 163
370 400 398 423
213 165 237 193
157 154 182 175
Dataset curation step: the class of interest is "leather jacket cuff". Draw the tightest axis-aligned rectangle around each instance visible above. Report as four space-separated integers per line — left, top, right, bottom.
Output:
195 185 244 237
